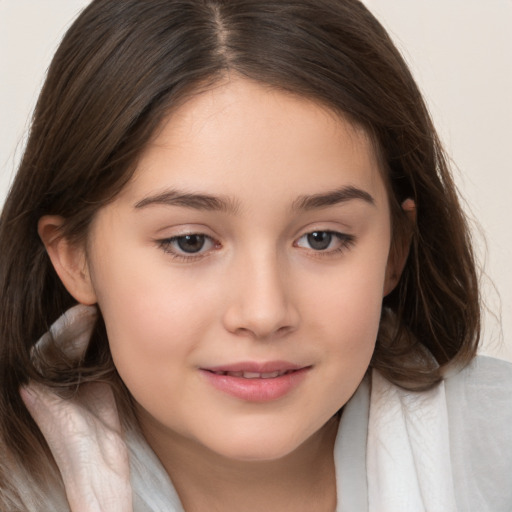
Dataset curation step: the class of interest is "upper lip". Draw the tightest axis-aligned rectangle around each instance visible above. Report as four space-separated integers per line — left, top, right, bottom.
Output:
202 361 308 373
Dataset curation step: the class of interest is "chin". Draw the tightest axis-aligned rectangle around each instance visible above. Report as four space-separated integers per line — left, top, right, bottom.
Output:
215 442 300 463
201 426 316 463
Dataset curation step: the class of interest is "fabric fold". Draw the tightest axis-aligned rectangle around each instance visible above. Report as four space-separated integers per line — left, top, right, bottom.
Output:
22 305 133 512
367 369 457 512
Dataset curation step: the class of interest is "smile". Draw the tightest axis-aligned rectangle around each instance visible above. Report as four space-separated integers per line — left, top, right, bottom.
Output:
200 363 311 402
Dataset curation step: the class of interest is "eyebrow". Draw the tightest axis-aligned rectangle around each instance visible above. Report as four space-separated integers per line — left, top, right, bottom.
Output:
134 185 375 213
134 189 241 213
291 186 375 211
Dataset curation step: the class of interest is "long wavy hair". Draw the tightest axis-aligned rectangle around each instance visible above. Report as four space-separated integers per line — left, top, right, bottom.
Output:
0 0 479 507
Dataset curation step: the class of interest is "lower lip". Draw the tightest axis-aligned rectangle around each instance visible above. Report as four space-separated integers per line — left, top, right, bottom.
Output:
201 368 310 402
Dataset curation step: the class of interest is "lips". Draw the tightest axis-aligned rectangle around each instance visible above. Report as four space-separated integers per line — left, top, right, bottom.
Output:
200 362 310 402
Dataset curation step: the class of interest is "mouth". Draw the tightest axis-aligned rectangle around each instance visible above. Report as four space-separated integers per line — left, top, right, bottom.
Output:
200 362 311 402
202 361 308 378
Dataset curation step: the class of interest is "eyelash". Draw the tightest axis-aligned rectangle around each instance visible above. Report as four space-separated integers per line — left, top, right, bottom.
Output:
294 231 356 256
156 230 356 262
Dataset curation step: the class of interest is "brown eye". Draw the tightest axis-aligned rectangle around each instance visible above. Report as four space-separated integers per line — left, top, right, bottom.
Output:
306 231 333 251
176 234 206 253
158 233 217 258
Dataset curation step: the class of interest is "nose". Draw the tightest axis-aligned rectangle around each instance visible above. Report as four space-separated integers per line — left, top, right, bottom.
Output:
222 250 300 340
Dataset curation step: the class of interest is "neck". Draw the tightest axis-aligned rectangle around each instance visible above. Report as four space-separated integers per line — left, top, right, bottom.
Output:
139 413 339 512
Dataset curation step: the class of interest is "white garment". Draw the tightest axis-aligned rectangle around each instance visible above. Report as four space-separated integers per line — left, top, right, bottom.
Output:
335 356 512 512
23 306 512 511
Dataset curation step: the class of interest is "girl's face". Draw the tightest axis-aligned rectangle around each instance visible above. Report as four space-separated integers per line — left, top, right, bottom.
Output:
80 78 396 461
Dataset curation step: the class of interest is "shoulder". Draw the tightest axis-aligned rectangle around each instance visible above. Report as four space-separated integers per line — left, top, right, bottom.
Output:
444 356 512 511
444 355 512 418
446 353 512 380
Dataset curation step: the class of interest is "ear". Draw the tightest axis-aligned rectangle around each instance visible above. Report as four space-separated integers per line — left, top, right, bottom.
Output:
38 215 97 305
383 199 416 296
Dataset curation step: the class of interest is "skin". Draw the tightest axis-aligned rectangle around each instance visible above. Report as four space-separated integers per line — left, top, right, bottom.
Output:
40 77 403 511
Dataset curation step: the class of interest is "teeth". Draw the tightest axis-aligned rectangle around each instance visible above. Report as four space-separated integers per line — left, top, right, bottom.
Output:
242 371 261 379
210 369 293 378
261 371 280 379
231 370 287 378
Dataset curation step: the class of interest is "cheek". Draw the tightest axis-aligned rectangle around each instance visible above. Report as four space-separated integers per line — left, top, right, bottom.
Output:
99 284 210 412
304 249 388 390
99 277 208 349
88 245 215 390
308 251 388 339
320 280 382 369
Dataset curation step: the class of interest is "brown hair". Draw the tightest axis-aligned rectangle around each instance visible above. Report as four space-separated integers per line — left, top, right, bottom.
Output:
0 0 479 505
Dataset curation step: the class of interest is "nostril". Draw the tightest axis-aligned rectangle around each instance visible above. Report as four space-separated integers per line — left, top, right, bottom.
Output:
231 323 296 340
276 325 295 336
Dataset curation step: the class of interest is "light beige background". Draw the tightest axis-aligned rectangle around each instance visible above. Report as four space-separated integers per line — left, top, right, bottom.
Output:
1 1 511 360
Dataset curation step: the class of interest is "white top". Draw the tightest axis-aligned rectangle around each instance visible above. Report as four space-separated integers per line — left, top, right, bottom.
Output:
335 356 512 511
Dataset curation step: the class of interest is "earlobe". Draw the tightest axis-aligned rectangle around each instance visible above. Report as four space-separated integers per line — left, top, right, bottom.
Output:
384 199 416 296
38 216 97 305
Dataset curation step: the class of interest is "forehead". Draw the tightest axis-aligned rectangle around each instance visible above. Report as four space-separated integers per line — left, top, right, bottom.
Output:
121 77 387 211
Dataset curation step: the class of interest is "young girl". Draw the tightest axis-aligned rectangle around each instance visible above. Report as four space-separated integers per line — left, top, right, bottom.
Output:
1 1 511 511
